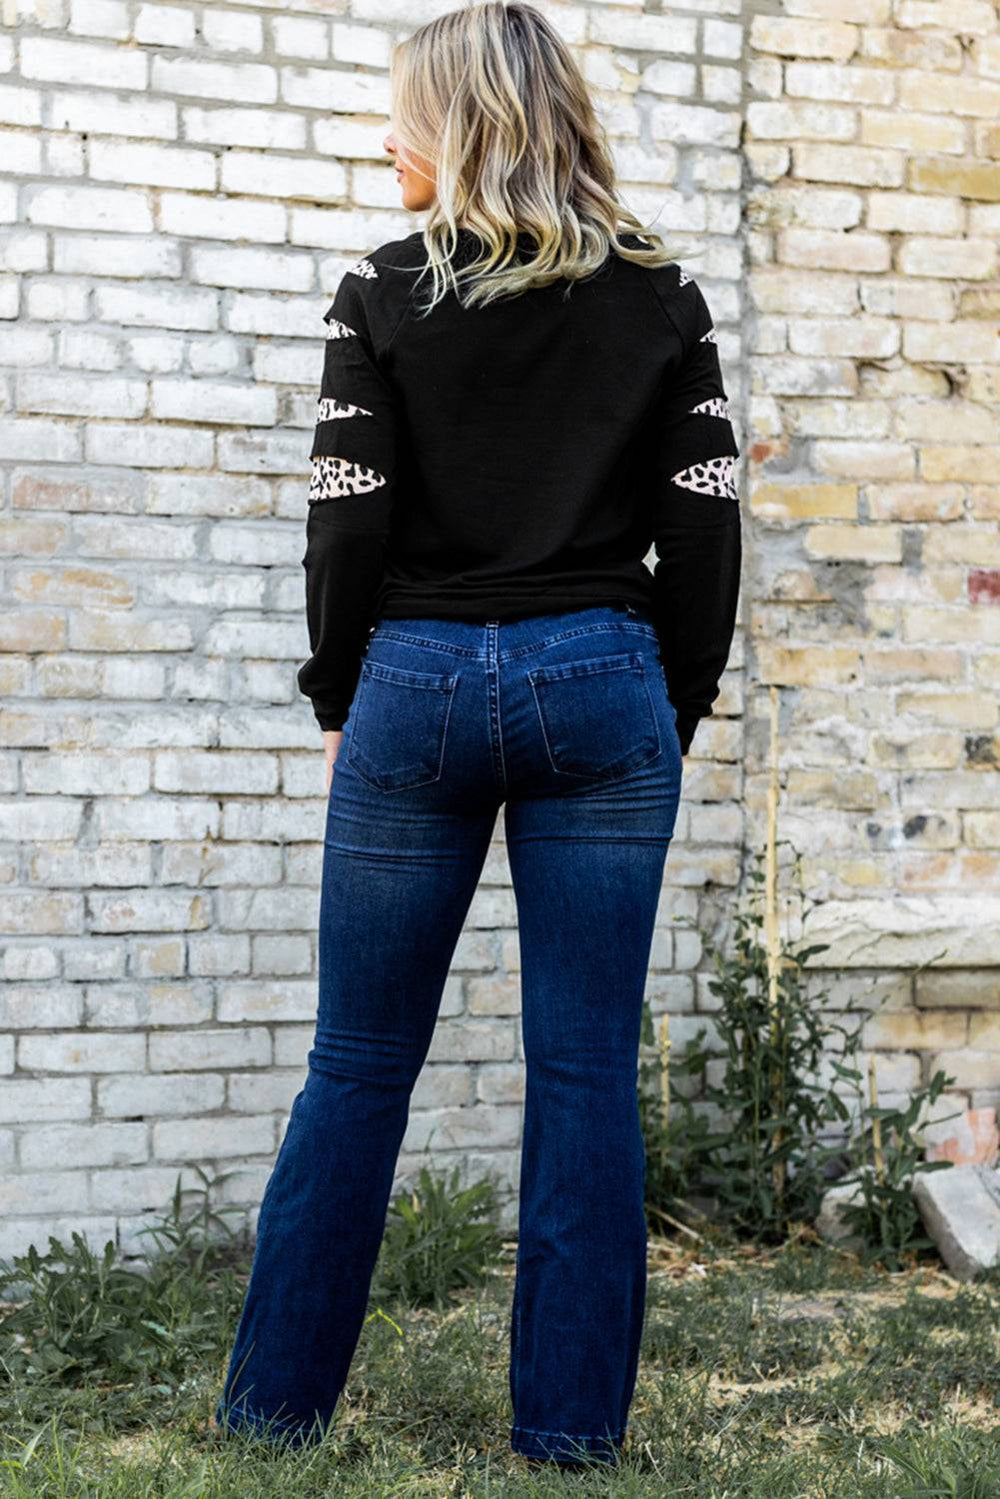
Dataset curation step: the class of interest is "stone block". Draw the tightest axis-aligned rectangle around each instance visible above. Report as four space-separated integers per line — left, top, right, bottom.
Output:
913 1164 1000 1281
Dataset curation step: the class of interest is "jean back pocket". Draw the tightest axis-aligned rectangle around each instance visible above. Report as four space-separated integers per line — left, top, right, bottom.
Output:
346 659 459 792
528 649 661 783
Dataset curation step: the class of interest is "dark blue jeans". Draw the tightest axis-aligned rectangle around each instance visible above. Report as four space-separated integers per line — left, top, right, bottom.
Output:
215 604 683 1465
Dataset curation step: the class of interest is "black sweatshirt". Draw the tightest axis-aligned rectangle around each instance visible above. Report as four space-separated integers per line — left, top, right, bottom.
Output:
297 227 741 756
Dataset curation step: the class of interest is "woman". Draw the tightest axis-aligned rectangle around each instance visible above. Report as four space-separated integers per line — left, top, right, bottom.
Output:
215 0 741 1469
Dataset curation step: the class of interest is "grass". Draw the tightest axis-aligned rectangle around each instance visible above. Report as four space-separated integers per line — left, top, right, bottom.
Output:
1 1182 998 1498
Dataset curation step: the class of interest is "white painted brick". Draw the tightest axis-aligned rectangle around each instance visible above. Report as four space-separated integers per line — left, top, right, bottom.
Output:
89 1165 193 1212
21 751 148 795
21 1122 146 1168
133 3 195 47
279 65 391 113
149 1027 271 1071
85 422 214 468
181 104 305 150
158 191 286 243
152 56 277 105
220 150 348 201
19 1031 146 1072
216 430 309 475
0 84 43 127
0 1078 91 1123
26 185 153 233
154 1114 274 1159
650 101 742 147
590 11 697 52
272 15 329 59
251 934 311 976
0 229 47 272
53 234 181 279
224 292 319 338
27 278 90 321
21 36 147 90
1 1172 90 1215
44 134 85 177
188 932 251 976
97 1072 226 1116
0 418 83 462
228 1069 300 1113
93 283 218 331
93 795 219 840
17 371 147 420
0 274 19 316
69 0 129 38
202 9 263 54
150 379 276 426
126 334 184 373
3 953 60 989
703 18 742 58
153 751 279 793
189 244 315 292
312 117 388 158
331 21 393 68
0 797 82 845
215 979 314 1022
48 90 177 140
89 140 217 192
87 888 211 933
100 656 165 696
288 206 410 251
251 342 320 385
1 979 80 1025
187 335 242 375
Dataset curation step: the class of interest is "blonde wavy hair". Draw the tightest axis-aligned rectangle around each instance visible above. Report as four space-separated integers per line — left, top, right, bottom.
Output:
388 0 689 313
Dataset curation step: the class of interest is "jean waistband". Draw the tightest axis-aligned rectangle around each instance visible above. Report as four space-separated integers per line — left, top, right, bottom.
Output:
369 604 659 661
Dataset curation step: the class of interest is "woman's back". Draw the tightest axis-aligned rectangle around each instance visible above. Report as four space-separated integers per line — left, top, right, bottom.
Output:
300 227 741 754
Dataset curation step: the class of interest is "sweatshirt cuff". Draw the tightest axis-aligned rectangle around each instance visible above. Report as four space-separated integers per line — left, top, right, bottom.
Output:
315 708 347 732
674 709 701 757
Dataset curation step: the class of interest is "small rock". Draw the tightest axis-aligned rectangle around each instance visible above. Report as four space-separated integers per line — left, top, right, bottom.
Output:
913 1163 1000 1282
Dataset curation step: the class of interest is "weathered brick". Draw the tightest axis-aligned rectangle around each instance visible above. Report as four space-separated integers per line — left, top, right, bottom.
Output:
89 139 216 191
272 15 330 59
202 9 263 53
25 184 152 233
150 379 276 426
152 56 277 105
158 191 286 243
21 35 147 90
751 15 858 60
149 1028 271 1072
219 150 347 201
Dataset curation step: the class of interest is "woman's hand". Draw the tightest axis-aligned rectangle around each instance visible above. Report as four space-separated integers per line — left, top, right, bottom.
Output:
323 729 343 794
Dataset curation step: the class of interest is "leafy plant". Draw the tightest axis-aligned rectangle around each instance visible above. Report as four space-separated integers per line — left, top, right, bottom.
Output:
834 1065 959 1273
371 1164 505 1310
641 849 869 1244
0 1168 244 1391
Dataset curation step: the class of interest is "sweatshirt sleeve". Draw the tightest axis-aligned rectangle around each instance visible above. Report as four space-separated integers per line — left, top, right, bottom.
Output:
296 254 399 732
647 274 742 757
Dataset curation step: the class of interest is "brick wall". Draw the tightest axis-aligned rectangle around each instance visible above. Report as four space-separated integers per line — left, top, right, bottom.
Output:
744 0 1000 1124
0 0 995 1256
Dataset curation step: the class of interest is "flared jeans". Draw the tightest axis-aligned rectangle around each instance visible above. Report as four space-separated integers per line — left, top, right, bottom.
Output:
215 604 683 1464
